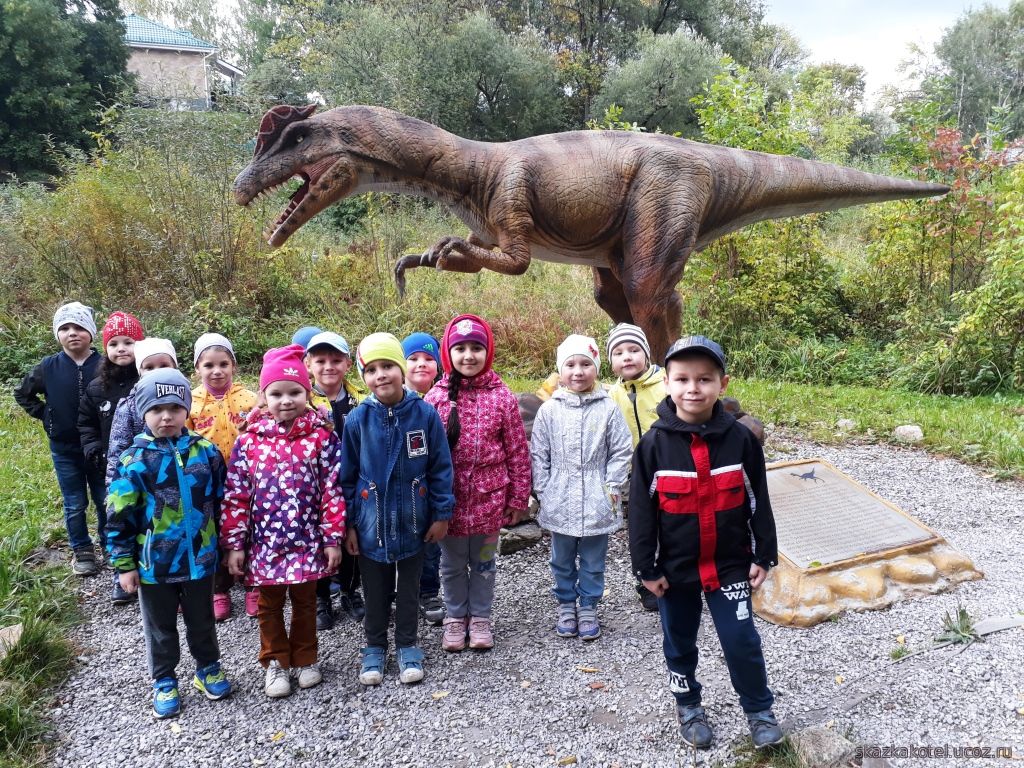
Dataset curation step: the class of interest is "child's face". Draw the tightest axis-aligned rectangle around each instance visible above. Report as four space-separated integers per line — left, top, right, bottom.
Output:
144 404 188 438
449 342 487 378
263 380 308 426
105 335 136 367
361 360 404 405
406 352 438 394
196 348 235 391
610 342 647 381
665 356 729 425
306 348 352 391
559 355 598 393
57 323 91 355
140 354 176 373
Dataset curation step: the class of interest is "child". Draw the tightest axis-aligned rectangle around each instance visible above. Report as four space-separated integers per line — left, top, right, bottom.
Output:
340 333 454 685
220 344 345 699
607 322 666 613
78 311 145 602
628 335 782 750
530 334 632 640
105 369 232 719
424 314 531 652
304 330 363 630
14 302 103 576
402 331 445 625
188 333 258 621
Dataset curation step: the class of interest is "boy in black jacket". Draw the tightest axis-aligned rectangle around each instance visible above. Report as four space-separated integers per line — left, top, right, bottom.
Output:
628 335 783 751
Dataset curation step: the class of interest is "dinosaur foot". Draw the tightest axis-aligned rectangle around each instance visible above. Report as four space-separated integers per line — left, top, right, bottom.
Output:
394 252 439 297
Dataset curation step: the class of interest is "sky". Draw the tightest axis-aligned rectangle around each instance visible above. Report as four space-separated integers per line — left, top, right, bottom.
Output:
762 0 1012 104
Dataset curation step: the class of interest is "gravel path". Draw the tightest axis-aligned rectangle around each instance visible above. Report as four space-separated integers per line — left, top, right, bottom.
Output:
49 435 1024 767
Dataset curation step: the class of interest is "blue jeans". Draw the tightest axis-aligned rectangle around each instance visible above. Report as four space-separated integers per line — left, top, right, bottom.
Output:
419 541 441 598
50 440 106 551
549 532 609 608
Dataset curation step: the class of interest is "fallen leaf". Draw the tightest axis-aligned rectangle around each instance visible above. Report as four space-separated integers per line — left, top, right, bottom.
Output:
577 666 600 673
271 731 285 742
520 680 531 689
588 681 606 690
432 690 450 700
1016 706 1024 716
835 675 844 684
896 634 906 644
252 760 265 767
169 723 182 735
557 757 578 766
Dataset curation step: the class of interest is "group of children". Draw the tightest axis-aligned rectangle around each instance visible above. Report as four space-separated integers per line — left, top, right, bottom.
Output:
14 302 783 751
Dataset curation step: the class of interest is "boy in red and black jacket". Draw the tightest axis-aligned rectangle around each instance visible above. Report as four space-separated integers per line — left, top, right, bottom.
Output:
628 335 783 751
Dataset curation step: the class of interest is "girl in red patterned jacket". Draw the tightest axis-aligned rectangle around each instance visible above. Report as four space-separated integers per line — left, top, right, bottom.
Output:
424 314 531 652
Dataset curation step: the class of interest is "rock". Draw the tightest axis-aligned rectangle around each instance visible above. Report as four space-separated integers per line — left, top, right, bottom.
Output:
893 424 924 443
0 623 23 662
837 419 856 432
499 521 543 554
790 725 856 767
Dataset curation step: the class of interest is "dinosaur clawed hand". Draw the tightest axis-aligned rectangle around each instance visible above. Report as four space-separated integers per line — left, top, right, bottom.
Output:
393 237 466 297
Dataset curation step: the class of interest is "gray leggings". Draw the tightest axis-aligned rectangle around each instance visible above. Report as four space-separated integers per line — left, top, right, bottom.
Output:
439 532 499 619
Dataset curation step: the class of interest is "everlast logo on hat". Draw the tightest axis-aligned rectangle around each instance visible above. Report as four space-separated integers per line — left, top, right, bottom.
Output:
155 383 187 401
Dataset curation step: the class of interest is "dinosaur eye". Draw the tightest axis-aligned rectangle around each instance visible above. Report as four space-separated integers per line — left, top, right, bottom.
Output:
296 135 304 144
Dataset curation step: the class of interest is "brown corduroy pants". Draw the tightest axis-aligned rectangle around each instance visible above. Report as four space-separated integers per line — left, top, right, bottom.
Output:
257 581 317 669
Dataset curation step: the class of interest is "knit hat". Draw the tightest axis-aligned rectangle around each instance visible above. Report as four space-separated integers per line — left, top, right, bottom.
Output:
53 302 96 342
135 369 192 419
665 335 727 373
101 311 145 348
306 331 351 357
440 314 494 375
557 334 601 371
606 322 650 364
291 326 323 350
402 332 441 366
260 344 311 391
134 338 178 373
356 333 407 376
193 332 236 366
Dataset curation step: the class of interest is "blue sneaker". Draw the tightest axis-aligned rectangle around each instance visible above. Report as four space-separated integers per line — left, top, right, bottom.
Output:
152 677 180 719
397 646 425 684
359 646 386 686
193 661 232 700
577 605 601 641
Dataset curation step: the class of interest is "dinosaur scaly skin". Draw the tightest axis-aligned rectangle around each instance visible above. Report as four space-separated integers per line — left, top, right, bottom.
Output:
234 105 949 360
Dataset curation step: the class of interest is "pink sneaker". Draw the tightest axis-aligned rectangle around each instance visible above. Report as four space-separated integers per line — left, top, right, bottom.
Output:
468 617 494 650
213 592 232 622
245 589 259 618
441 616 468 652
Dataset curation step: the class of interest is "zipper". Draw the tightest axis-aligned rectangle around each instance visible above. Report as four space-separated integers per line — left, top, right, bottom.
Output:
141 529 154 571
370 481 382 546
580 403 586 536
171 442 198 578
411 476 421 531
628 383 642 438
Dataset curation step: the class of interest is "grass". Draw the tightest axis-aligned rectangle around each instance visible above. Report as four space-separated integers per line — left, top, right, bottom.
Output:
725 736 803 768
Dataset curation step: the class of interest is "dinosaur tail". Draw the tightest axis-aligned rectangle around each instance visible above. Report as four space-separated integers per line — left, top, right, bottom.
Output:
694 146 950 248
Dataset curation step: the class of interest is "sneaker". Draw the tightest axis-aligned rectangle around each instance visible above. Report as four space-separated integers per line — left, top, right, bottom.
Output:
441 616 468 652
577 605 601 641
245 589 259 618
213 592 232 622
316 597 335 630
340 589 365 621
193 661 232 700
467 616 494 650
419 595 445 625
295 664 323 689
638 584 660 612
72 547 98 577
329 579 342 596
397 646 425 684
111 575 136 605
152 677 180 719
359 646 386 686
747 709 784 749
555 603 578 637
264 659 291 698
677 704 713 749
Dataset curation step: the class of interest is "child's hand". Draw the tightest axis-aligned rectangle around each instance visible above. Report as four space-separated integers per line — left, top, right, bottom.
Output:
504 507 527 526
324 546 341 573
425 520 448 543
345 528 360 557
119 570 139 593
642 577 669 598
749 563 768 589
225 550 246 577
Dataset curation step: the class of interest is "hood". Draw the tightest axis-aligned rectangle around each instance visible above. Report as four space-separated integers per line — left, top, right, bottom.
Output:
440 313 495 375
551 386 609 407
364 388 421 413
435 369 503 392
651 398 735 436
620 364 664 390
245 406 326 438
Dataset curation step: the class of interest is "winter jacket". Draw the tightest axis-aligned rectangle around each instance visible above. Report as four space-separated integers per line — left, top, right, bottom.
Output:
14 350 101 445
340 390 455 563
220 409 346 586
531 387 633 538
106 387 145 485
187 382 258 463
608 364 666 448
425 370 532 536
78 363 139 467
310 379 362 432
106 429 224 584
628 398 778 592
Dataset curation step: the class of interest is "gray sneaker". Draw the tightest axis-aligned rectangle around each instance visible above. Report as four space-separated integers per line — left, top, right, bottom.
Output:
72 547 98 577
419 595 445 625
677 704 713 749
747 709 783 749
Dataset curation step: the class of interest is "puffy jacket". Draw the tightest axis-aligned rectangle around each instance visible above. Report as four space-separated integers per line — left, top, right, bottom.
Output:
340 390 455 563
14 350 101 445
608 364 666 448
220 409 346 586
106 387 146 485
628 398 778 592
78 363 138 466
425 370 532 536
106 429 224 584
187 382 258 462
531 387 633 537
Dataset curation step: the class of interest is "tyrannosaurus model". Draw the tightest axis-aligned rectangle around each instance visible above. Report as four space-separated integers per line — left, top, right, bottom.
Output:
234 104 949 359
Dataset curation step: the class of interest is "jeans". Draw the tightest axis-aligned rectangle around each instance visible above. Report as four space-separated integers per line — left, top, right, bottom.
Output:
549 532 609 608
50 440 106 551
419 541 441 599
138 575 219 681
360 551 424 649
439 532 499 619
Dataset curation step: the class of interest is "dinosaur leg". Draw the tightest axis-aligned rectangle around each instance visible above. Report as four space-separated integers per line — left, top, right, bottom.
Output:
592 267 634 325
394 233 531 295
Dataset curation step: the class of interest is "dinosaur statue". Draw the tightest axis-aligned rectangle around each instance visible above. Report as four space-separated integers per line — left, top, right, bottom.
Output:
233 104 949 359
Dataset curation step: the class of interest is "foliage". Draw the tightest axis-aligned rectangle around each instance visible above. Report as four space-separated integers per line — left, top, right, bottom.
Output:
934 604 979 645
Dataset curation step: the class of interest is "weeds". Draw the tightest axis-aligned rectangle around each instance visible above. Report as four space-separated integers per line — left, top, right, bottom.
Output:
890 645 911 660
935 604 980 646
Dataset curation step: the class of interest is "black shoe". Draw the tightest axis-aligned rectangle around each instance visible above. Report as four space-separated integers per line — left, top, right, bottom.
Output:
340 590 365 622
637 584 659 612
678 704 713 749
72 546 98 577
111 575 136 605
747 709 784 749
316 598 334 631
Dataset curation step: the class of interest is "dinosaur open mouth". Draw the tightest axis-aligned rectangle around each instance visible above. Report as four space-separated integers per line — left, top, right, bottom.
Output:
250 157 339 242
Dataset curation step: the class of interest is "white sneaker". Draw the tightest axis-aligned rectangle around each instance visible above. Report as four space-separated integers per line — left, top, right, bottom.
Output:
295 664 323 689
264 659 291 698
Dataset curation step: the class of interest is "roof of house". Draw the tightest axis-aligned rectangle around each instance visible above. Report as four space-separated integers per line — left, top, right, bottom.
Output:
123 13 216 52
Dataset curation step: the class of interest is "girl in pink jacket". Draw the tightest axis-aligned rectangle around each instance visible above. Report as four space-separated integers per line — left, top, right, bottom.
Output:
425 314 531 652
